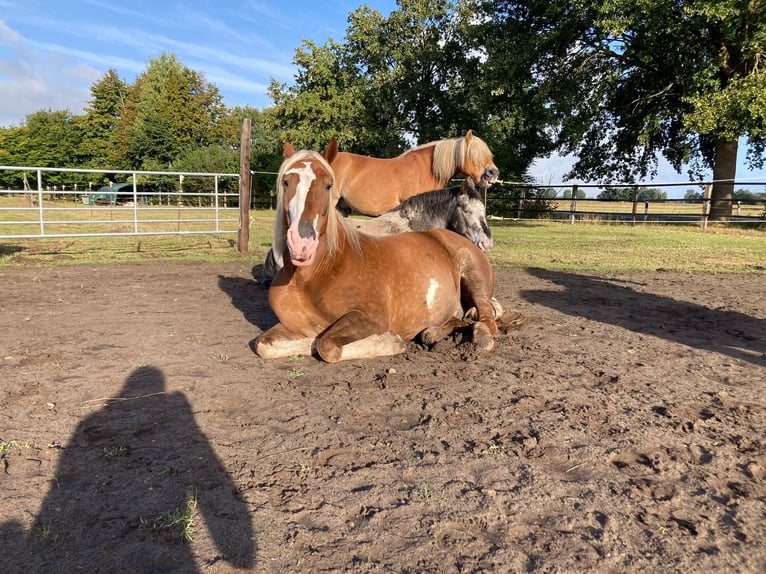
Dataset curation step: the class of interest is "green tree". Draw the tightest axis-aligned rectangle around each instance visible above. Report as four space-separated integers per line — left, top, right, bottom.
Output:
597 187 667 201
344 0 472 150
79 69 129 168
467 1 575 179
487 0 765 218
112 53 225 169
0 125 26 188
267 39 362 151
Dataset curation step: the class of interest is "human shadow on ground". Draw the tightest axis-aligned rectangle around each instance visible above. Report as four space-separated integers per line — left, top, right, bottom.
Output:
521 269 765 367
1 366 254 573
217 264 278 333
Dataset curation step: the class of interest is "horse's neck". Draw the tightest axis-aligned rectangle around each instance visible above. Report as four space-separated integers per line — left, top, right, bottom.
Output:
399 190 455 231
410 145 452 189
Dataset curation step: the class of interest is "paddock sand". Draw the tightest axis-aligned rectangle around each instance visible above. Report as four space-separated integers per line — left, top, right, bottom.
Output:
1 262 764 573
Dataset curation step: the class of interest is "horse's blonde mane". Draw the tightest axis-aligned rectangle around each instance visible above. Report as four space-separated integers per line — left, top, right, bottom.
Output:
408 134 493 183
272 149 360 269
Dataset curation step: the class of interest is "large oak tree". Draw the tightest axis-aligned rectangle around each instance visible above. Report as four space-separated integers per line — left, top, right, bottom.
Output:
476 0 765 218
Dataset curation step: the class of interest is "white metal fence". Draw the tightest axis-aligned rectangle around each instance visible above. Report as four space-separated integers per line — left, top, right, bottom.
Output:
2 166 764 241
0 166 241 239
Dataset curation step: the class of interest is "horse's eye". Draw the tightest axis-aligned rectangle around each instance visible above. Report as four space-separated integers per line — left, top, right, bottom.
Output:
282 179 289 188
325 183 333 193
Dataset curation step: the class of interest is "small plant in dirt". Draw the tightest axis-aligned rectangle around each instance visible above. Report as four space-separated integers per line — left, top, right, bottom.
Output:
36 522 56 543
0 440 19 456
214 353 230 363
288 367 305 379
1 440 38 456
140 488 198 542
103 445 129 459
486 443 505 455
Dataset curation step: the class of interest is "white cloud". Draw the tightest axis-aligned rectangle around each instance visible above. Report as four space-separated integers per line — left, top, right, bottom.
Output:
0 20 102 126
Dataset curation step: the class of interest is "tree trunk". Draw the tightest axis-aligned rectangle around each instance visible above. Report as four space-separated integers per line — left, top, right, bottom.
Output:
710 138 737 220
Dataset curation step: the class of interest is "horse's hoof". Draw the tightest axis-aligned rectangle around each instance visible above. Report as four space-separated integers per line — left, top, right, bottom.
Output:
464 297 503 321
472 322 495 352
420 326 446 346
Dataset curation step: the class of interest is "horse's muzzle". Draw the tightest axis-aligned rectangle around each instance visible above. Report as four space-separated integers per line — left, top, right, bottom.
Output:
287 223 319 266
478 238 493 252
481 166 500 186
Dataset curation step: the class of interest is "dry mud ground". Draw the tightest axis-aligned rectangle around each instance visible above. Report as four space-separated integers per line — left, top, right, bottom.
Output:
1 262 764 573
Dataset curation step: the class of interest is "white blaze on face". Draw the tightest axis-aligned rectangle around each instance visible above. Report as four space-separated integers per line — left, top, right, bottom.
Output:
425 278 439 309
286 161 316 224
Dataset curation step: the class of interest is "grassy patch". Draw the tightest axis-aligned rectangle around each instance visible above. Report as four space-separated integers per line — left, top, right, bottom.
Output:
140 488 198 542
0 209 275 266
1 215 764 273
488 221 766 273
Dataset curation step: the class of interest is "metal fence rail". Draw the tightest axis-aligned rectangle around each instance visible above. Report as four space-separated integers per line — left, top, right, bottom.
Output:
0 166 241 239
486 180 766 227
2 166 764 240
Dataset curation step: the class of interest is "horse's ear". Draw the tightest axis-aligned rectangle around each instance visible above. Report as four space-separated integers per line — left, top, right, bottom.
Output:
461 177 476 195
283 142 296 158
464 129 473 144
323 138 339 164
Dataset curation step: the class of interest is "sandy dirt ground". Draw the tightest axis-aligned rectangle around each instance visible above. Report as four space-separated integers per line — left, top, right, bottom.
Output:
1 261 764 573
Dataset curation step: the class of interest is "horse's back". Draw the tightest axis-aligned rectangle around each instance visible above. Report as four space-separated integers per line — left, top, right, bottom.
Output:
331 150 438 216
420 229 494 273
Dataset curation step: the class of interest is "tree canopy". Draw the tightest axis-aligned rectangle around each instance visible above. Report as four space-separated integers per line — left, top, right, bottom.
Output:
474 0 765 217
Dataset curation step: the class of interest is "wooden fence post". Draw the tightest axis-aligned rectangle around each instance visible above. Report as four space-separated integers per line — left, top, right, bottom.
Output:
700 182 712 230
569 185 578 224
237 118 252 253
631 185 639 226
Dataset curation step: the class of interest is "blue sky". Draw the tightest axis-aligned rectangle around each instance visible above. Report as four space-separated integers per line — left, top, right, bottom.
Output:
0 0 397 125
1 0 764 194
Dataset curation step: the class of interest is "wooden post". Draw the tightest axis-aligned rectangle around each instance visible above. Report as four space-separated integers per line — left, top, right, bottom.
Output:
237 118 252 253
630 185 639 226
569 185 578 224
700 182 712 230
516 186 526 220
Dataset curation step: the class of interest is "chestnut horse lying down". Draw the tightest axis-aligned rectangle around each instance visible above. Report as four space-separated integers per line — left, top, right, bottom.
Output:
262 176 493 279
254 144 499 363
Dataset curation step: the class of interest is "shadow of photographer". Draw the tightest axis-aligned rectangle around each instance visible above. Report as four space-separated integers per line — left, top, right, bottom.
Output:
1 366 254 573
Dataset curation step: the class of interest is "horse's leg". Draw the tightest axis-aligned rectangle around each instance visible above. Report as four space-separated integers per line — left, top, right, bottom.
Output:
315 310 406 363
254 323 314 359
463 296 504 320
458 255 498 352
420 318 471 347
260 248 280 288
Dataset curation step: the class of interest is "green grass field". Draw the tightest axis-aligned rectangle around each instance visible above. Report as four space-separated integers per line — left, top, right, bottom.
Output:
1 205 763 273
487 220 765 273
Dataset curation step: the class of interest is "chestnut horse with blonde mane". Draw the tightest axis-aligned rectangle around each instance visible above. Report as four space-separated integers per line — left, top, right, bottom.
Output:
327 129 499 216
254 144 499 363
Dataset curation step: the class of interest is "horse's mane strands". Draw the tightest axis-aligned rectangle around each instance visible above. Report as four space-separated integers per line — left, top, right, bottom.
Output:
431 137 463 183
464 135 493 166
272 149 360 263
431 134 493 183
